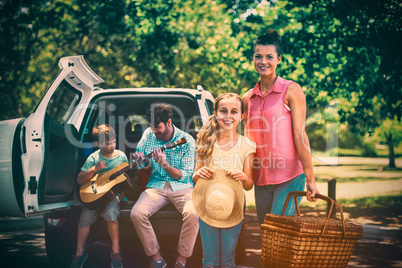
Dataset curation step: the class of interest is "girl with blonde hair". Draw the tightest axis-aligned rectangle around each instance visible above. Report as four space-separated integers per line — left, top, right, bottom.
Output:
193 93 256 267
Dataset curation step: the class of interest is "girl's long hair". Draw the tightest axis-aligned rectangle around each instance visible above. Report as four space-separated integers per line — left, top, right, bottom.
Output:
195 93 243 168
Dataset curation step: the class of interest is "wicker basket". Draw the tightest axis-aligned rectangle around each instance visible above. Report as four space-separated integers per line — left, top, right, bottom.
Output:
261 191 363 268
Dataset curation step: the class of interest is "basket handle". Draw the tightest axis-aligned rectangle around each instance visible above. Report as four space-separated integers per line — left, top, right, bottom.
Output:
281 191 346 240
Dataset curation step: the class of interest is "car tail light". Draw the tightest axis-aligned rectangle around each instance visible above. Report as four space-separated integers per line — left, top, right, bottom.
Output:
47 217 63 227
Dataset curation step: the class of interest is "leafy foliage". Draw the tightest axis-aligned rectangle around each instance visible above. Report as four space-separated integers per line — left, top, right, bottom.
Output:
284 0 401 131
123 0 247 95
0 0 400 165
0 0 130 120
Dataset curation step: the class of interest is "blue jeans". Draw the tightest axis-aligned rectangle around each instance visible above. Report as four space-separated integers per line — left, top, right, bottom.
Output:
199 218 242 268
254 173 305 225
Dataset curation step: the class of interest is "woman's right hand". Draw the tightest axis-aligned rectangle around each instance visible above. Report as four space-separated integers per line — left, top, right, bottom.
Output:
194 167 215 180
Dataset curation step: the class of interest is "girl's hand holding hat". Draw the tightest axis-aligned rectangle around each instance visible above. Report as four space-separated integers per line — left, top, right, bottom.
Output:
227 169 248 182
194 167 215 180
193 169 245 228
227 169 254 191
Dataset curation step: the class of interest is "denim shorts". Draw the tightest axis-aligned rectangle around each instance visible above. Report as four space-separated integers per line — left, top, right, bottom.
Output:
78 198 120 227
254 173 305 225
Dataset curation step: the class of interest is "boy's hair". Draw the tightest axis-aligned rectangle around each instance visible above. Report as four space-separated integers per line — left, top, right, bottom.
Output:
254 29 282 57
147 103 173 126
92 124 116 143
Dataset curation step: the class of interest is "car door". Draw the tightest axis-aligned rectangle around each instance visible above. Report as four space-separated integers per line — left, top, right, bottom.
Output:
0 55 104 217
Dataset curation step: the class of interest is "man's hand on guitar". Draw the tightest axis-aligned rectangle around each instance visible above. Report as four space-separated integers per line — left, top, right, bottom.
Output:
152 148 168 168
133 152 145 166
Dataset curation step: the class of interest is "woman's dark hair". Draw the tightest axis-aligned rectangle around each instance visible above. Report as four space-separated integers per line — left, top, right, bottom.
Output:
253 29 282 57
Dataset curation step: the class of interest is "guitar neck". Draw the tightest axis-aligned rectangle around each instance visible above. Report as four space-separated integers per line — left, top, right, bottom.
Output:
109 138 186 181
107 138 188 178
143 139 185 159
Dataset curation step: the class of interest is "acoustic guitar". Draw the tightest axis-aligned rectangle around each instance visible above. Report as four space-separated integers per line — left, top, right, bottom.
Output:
79 138 187 210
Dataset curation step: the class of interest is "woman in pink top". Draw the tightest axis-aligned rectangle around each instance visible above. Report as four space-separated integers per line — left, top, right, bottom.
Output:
242 29 319 225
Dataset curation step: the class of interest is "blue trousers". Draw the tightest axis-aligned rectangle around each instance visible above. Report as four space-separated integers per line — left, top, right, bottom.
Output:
199 218 242 268
254 173 305 225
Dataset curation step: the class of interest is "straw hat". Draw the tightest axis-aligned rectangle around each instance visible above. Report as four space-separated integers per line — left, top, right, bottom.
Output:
193 169 244 228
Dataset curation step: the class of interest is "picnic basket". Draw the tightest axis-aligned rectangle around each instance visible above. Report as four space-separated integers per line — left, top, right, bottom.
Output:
261 191 363 268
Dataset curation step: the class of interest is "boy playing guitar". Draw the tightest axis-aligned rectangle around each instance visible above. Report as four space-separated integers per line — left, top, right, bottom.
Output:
72 124 126 268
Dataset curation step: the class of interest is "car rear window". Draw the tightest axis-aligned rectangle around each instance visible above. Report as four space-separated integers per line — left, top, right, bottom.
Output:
46 80 81 125
81 93 202 154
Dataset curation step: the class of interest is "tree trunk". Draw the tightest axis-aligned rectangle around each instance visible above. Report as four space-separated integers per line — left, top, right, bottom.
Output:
386 134 396 168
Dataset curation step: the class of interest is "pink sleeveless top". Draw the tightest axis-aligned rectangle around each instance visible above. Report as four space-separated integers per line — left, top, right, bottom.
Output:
245 76 303 186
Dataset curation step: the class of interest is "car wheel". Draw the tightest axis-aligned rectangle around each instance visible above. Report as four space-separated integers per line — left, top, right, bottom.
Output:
45 227 76 267
44 207 80 267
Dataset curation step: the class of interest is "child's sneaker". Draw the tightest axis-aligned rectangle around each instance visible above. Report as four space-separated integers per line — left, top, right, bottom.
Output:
174 263 186 268
111 252 123 268
70 253 88 268
149 258 167 268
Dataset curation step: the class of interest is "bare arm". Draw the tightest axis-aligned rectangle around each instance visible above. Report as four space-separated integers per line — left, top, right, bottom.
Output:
242 91 251 139
193 160 215 184
152 148 182 180
242 91 249 117
227 153 255 191
286 83 319 201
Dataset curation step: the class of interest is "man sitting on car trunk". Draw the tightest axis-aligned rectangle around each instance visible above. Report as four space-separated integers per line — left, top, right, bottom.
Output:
130 103 198 268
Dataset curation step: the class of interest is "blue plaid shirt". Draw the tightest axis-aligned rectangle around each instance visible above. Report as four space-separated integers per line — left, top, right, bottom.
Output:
136 124 196 191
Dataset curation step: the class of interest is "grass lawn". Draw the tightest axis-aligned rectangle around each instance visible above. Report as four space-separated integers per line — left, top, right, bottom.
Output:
312 157 402 182
310 158 401 227
299 195 402 228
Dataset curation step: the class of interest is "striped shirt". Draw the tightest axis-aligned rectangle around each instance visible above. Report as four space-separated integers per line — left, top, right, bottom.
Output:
136 124 196 191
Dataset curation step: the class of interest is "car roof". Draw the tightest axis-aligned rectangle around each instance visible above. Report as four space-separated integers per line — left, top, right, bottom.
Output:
92 87 207 96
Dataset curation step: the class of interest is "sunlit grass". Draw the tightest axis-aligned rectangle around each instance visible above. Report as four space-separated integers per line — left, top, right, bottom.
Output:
313 157 402 182
337 195 402 209
247 194 402 208
247 195 402 211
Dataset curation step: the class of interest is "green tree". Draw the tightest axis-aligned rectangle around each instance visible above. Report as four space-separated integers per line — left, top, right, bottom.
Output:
0 0 132 120
123 0 247 95
252 0 401 167
374 117 402 168
0 0 42 120
230 0 400 166
2 0 400 169
287 0 401 167
1 0 254 121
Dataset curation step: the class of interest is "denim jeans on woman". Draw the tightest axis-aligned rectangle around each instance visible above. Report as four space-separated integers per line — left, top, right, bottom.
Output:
199 218 242 268
254 173 306 225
